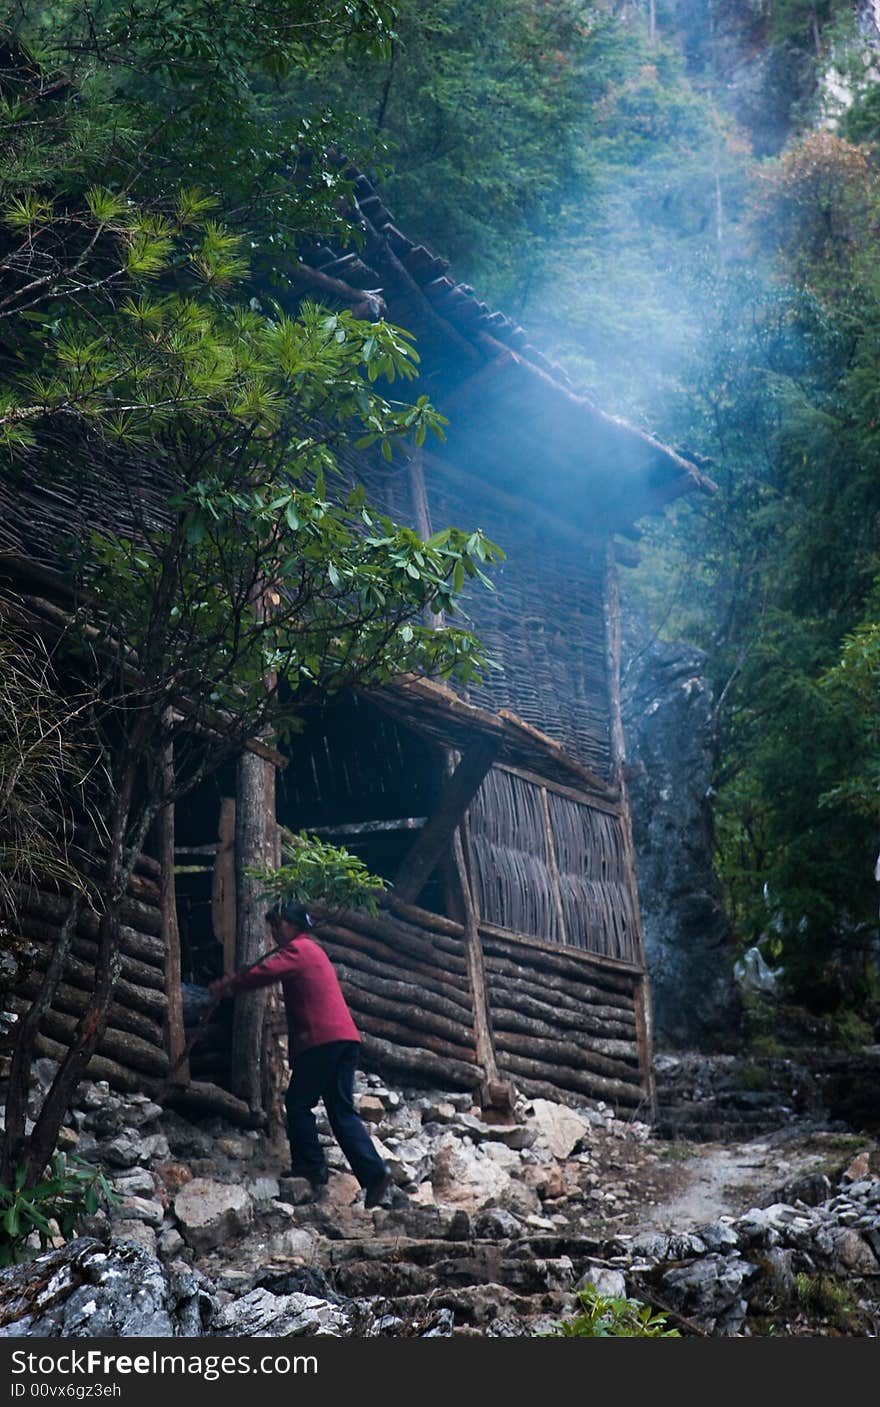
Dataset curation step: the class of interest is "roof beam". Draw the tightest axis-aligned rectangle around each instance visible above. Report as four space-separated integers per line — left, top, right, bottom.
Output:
392 738 500 904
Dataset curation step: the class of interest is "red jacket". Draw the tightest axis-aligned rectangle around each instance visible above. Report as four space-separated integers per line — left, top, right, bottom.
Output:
228 933 360 1058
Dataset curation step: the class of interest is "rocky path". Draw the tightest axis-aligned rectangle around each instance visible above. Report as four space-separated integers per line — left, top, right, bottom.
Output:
1 1055 878 1337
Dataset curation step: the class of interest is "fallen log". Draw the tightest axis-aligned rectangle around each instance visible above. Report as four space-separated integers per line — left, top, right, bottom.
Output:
481 947 635 1013
21 1003 170 1077
321 905 469 973
324 951 473 1023
351 1010 476 1065
22 934 168 1016
316 922 470 994
491 1025 639 1081
479 929 638 995
318 932 473 1012
31 1031 260 1126
16 890 164 966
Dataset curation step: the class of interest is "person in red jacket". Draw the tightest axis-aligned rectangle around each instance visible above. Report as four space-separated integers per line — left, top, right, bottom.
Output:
210 900 391 1209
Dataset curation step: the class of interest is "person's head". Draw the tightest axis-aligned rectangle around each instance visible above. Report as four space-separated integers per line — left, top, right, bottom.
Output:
265 899 312 937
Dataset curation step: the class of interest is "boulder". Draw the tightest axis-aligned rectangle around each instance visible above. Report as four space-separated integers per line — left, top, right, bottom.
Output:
0 1238 217 1337
174 1179 254 1252
661 1253 758 1335
526 1100 591 1159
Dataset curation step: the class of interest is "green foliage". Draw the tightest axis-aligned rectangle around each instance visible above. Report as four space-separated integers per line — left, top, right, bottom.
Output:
544 1284 680 1338
250 833 389 916
0 1154 119 1267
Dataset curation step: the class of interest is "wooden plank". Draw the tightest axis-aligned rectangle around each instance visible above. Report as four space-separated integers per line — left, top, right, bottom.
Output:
540 784 568 945
393 739 500 903
478 920 644 979
498 762 623 816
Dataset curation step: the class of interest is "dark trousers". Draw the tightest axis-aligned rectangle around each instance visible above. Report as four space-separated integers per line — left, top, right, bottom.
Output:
284 1040 387 1189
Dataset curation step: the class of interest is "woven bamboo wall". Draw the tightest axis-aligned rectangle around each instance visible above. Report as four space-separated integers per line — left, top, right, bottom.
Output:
468 768 639 964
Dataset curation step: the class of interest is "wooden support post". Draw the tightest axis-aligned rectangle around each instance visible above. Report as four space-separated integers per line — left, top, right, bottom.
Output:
393 739 500 904
231 750 275 1109
604 545 656 1119
160 729 188 1085
212 796 237 977
451 824 501 1102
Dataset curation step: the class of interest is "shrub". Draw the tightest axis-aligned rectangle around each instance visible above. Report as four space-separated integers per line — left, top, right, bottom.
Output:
544 1283 681 1338
0 1154 118 1267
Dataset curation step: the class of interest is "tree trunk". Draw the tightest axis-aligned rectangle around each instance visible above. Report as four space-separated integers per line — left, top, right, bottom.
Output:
231 749 274 1108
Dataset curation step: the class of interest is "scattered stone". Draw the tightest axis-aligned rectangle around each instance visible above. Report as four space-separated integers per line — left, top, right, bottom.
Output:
115 1197 164 1228
357 1095 386 1123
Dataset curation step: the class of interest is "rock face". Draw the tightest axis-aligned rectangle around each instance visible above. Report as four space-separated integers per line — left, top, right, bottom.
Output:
621 614 741 1047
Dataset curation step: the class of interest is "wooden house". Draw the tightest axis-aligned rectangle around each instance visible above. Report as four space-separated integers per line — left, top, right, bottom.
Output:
0 175 714 1126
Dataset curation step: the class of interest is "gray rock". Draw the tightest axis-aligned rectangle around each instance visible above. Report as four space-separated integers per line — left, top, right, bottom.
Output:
698 1221 740 1253
577 1267 627 1299
661 1253 758 1334
140 1133 171 1162
174 1179 254 1252
112 1221 158 1256
452 1114 536 1150
0 1238 217 1338
621 616 741 1045
526 1100 591 1159
213 1287 352 1337
247 1176 281 1203
115 1197 165 1228
829 1228 879 1276
473 1207 523 1239
95 1133 147 1169
111 1168 157 1199
157 1228 185 1259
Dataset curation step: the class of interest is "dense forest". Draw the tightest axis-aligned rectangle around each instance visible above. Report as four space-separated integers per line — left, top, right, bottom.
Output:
3 0 880 1053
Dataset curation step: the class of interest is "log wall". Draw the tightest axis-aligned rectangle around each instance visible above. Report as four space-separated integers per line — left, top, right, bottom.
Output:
10 863 171 1083
480 927 646 1111
282 902 648 1111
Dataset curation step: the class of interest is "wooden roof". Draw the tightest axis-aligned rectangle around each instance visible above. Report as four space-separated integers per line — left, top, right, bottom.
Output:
367 675 619 801
292 172 717 536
